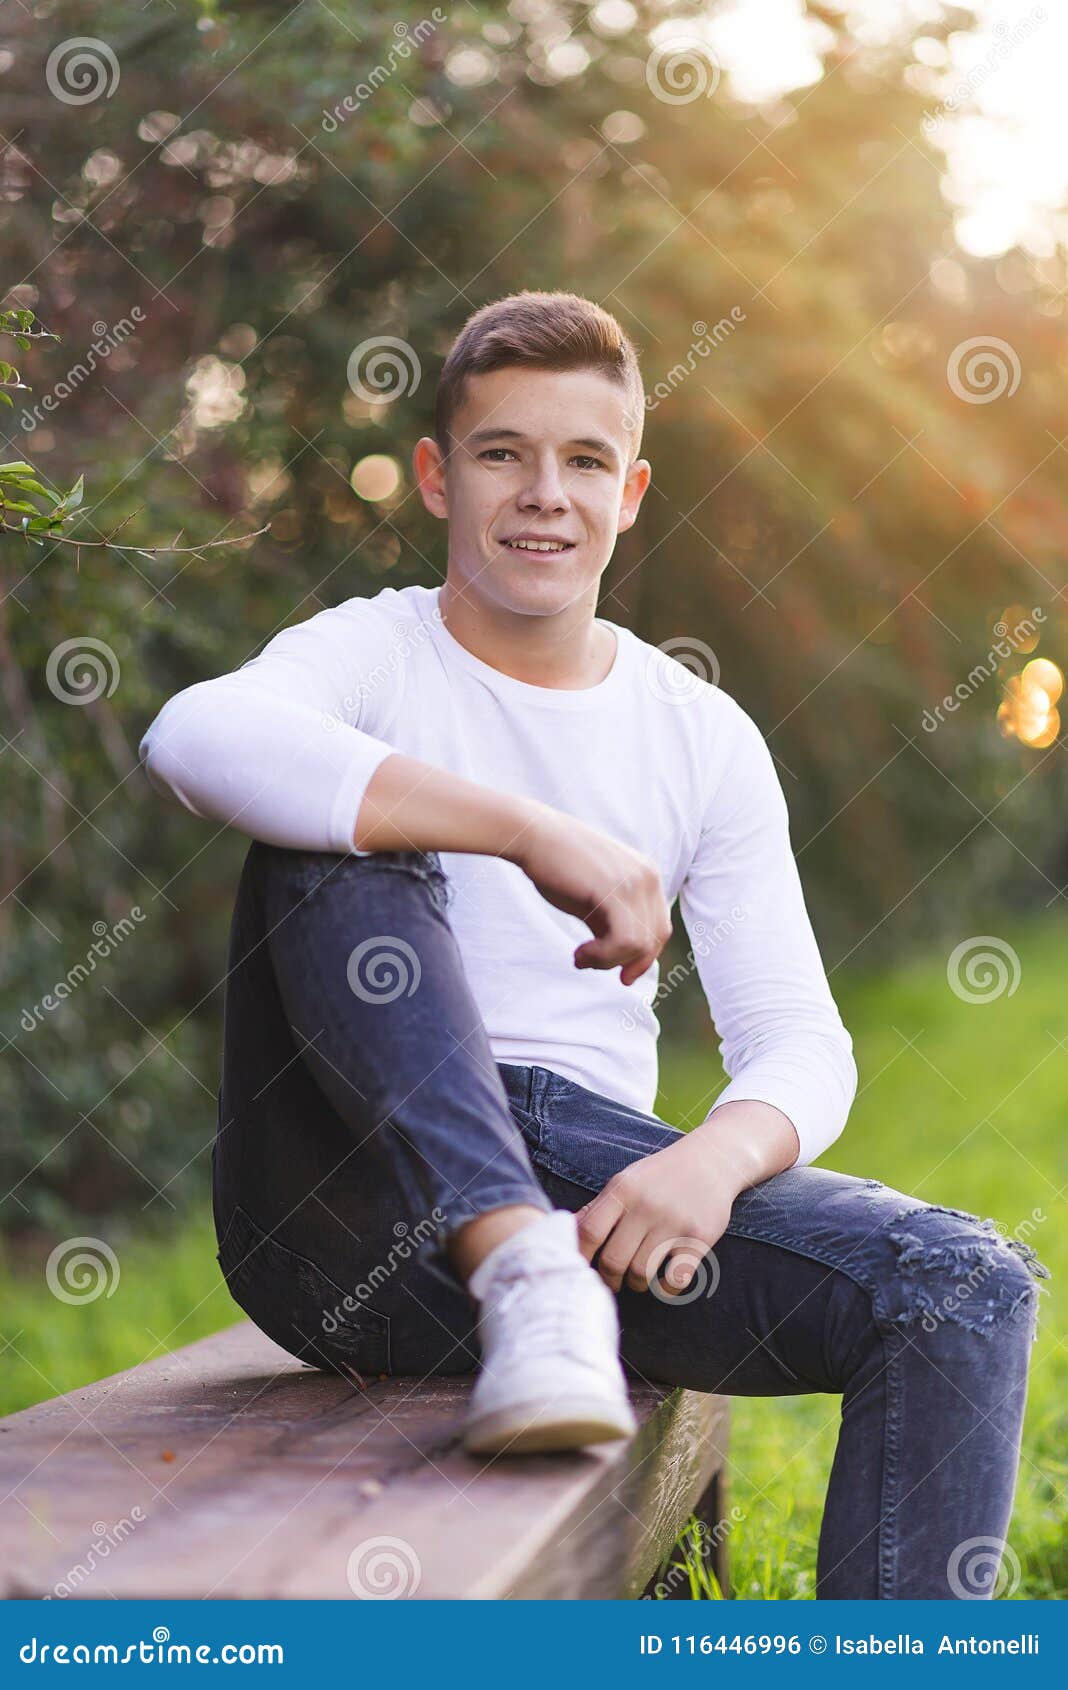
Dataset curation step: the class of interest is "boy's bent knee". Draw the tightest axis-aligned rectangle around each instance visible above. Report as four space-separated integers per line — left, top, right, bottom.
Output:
250 839 449 905
877 1203 1048 1344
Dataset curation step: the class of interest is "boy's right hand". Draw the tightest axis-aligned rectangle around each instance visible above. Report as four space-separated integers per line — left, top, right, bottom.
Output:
508 807 672 988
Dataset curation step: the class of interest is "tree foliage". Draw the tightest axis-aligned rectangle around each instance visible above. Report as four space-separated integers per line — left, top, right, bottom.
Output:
1 0 1065 1231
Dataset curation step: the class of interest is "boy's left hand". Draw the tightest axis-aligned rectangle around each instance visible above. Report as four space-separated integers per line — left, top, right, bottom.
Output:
574 1132 740 1297
574 1098 800 1296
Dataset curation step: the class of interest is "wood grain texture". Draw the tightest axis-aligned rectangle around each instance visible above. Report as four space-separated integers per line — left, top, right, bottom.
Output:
0 1321 729 1600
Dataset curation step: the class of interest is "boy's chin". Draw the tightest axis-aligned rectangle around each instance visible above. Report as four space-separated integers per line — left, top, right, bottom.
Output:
480 561 599 618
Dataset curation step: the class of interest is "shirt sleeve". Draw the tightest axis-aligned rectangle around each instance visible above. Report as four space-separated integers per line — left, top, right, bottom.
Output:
137 600 400 855
676 698 857 1167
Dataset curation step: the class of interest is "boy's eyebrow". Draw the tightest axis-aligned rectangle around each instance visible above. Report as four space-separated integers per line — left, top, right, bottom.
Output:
466 426 619 461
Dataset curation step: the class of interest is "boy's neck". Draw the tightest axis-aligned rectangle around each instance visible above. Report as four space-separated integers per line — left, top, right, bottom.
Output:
438 580 616 690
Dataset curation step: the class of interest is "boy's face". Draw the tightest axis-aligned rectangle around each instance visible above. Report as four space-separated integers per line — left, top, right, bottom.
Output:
414 365 651 619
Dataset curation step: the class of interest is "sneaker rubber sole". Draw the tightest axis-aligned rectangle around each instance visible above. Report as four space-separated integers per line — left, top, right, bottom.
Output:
462 1394 638 1456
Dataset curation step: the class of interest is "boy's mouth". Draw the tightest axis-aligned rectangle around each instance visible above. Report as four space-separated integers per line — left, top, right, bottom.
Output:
500 537 576 553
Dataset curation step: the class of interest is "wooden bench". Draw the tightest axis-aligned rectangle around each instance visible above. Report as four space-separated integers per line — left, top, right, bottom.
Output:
0 1321 730 1600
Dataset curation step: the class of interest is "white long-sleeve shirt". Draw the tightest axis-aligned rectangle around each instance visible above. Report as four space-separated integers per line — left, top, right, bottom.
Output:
138 582 856 1165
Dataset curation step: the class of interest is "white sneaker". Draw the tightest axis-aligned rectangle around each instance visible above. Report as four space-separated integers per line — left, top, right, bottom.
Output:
461 1209 638 1456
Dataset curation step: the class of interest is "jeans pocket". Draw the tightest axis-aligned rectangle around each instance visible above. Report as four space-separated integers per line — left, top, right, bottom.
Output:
536 1073 683 1192
216 1204 390 1377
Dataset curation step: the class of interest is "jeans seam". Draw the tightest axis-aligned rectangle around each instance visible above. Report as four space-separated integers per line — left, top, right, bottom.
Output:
725 1218 890 1315
530 1065 552 1120
879 1329 906 1598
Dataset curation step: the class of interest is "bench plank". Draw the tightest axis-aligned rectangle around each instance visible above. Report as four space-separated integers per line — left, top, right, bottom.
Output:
0 1321 729 1600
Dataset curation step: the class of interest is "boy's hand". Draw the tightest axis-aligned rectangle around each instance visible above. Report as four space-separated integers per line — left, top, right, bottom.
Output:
575 1100 800 1296
509 806 672 987
574 1132 738 1296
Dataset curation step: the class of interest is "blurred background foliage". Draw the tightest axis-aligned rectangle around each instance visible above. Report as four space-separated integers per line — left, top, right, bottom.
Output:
1 0 1066 1237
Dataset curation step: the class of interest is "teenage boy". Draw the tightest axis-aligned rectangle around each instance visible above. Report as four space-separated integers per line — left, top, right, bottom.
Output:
140 291 1042 1598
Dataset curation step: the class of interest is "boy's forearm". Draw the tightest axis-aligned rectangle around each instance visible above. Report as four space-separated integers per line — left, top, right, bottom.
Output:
353 750 543 861
689 1098 802 1194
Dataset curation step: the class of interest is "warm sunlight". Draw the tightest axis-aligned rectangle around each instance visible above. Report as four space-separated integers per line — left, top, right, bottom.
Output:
676 0 1065 257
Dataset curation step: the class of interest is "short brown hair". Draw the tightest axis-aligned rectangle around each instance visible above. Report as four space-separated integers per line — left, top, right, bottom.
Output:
434 290 645 463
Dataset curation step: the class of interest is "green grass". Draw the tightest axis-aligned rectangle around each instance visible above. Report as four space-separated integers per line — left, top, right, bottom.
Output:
0 1215 227 1416
2 912 1064 1598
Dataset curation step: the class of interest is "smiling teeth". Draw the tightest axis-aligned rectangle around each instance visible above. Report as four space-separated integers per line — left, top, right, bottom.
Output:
507 540 569 551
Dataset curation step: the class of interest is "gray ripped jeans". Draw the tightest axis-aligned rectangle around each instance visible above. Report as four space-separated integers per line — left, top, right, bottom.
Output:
212 841 1048 1599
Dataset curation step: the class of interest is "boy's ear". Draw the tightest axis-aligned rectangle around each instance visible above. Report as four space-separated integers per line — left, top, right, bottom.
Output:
413 436 448 518
617 457 652 534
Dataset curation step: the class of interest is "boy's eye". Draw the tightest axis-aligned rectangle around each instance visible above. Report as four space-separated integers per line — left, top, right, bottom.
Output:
478 448 606 470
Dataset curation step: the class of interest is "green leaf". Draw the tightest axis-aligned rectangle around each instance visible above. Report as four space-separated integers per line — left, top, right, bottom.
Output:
0 462 37 477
